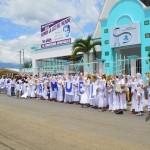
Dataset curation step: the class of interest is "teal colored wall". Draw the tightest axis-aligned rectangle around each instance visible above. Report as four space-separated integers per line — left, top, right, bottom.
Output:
101 0 150 75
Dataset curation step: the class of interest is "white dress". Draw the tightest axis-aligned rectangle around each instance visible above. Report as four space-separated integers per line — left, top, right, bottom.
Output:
147 86 150 112
30 83 36 98
96 80 106 108
89 81 97 106
135 87 144 112
80 86 88 104
130 81 137 111
50 79 57 99
57 80 63 102
64 79 74 103
73 80 79 102
107 83 113 110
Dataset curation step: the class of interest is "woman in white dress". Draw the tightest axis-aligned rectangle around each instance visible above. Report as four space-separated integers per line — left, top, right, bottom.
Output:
64 75 74 103
56 76 63 102
147 82 150 115
135 82 144 116
50 76 57 101
96 78 107 111
73 77 79 103
30 81 36 98
80 78 89 108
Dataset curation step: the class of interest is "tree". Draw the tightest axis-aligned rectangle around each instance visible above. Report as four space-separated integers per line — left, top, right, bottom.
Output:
23 60 32 68
71 35 101 63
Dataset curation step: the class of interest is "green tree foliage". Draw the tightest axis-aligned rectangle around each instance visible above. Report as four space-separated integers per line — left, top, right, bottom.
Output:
71 35 101 62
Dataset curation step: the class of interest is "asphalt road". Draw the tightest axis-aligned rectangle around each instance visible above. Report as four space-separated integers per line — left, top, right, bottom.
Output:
0 94 150 150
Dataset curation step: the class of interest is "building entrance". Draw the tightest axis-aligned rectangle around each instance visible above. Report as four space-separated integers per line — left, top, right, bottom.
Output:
114 46 141 75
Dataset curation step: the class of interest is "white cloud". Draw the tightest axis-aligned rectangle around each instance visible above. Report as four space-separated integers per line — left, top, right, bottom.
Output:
0 32 41 64
0 0 105 29
0 0 105 64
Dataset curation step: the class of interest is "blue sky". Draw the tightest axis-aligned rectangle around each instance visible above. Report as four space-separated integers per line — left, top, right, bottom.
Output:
0 0 105 65
0 18 36 40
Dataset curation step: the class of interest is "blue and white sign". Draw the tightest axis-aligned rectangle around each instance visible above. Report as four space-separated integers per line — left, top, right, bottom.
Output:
110 23 141 48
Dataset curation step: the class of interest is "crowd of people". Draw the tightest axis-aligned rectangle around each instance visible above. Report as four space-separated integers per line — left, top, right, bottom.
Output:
0 72 150 116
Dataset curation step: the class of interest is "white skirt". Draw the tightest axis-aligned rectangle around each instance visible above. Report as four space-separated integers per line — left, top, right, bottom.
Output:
80 93 88 104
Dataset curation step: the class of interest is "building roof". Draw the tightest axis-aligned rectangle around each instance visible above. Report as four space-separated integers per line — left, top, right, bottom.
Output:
0 68 19 75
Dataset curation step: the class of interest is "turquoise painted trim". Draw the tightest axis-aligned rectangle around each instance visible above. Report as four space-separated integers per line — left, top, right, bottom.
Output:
33 42 73 51
127 55 139 59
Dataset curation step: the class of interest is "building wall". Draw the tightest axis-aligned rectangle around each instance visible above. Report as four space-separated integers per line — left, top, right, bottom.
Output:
101 0 150 75
32 44 73 71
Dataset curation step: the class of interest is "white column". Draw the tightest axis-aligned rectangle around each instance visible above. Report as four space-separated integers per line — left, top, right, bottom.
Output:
83 53 94 75
98 62 104 73
64 65 69 75
32 59 38 75
130 59 136 77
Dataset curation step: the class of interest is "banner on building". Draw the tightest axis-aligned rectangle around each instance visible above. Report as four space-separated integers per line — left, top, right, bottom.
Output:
110 23 141 48
41 17 71 48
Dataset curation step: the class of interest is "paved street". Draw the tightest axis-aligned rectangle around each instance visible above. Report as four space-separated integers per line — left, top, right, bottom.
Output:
0 94 150 150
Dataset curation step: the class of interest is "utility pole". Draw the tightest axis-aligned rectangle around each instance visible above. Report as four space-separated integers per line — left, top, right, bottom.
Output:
22 49 25 73
20 50 22 72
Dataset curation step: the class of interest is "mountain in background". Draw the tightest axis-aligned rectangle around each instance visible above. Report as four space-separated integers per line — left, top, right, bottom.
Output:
0 62 21 69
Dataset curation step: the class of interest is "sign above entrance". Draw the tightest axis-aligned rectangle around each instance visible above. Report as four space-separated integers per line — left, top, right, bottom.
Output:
41 17 71 48
110 23 141 48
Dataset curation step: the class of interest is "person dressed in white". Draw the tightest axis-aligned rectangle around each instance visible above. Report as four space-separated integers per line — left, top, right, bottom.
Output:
130 77 137 114
96 76 107 111
73 75 79 103
89 75 98 107
21 81 29 99
64 75 74 103
107 79 114 111
56 75 64 102
115 74 127 111
80 77 89 108
146 75 150 115
135 82 144 116
50 76 57 101
30 80 36 98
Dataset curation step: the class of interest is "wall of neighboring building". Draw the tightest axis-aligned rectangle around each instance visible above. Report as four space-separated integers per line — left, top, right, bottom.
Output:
32 44 73 74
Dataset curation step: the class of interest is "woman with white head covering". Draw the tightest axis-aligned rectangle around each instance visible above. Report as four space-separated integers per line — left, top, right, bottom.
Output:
135 81 144 116
96 76 107 111
50 76 57 101
64 75 74 103
80 75 90 108
73 74 80 103
56 75 64 102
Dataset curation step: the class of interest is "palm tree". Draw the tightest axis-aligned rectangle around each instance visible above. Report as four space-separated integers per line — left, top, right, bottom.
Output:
71 35 101 63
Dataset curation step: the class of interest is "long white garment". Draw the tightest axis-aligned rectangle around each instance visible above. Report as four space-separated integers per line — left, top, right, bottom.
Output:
30 83 36 98
120 79 127 109
147 86 150 112
73 80 79 102
7 82 12 96
96 80 106 108
21 83 30 99
115 79 125 110
50 78 57 99
80 85 88 104
42 85 48 100
57 80 63 102
64 79 74 103
135 86 144 112
107 82 113 110
130 81 137 111
89 81 97 106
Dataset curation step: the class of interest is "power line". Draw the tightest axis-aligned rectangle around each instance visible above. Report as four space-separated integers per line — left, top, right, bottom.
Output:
70 16 87 38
